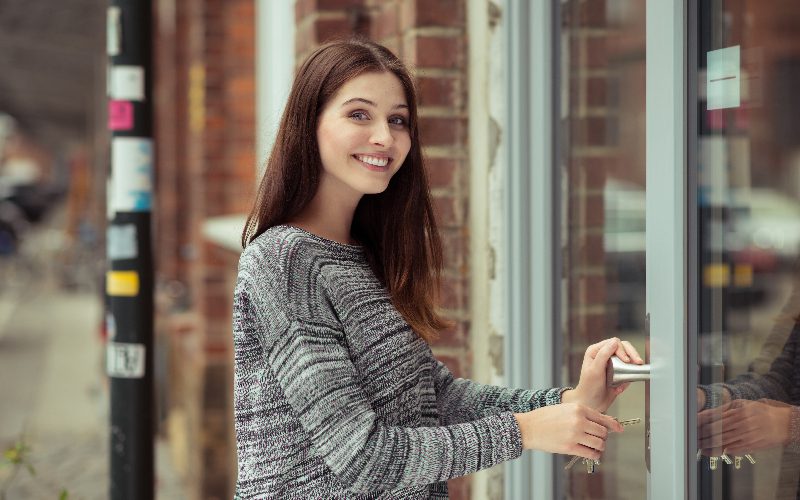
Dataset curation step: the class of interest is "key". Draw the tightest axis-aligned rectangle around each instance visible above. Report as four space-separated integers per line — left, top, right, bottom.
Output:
745 454 756 464
719 452 733 465
696 449 703 462
564 455 580 470
734 456 742 469
709 456 719 470
585 458 600 474
616 418 642 426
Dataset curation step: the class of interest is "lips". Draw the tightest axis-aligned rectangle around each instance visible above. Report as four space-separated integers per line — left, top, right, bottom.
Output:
353 154 392 171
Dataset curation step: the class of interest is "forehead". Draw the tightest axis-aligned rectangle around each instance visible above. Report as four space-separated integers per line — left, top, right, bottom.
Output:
332 71 408 106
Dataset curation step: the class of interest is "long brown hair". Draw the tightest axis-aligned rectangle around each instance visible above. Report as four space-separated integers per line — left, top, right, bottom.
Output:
242 39 450 342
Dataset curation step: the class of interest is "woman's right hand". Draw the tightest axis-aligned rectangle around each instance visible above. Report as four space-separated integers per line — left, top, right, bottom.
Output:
514 403 624 460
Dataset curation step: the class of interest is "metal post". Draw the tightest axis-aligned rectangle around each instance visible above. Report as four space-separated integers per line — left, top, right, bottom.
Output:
106 1 155 499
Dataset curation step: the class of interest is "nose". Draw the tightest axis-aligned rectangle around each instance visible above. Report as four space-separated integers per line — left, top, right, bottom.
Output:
370 121 393 147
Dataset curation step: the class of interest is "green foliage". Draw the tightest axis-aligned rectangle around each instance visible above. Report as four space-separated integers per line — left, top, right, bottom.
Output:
1 437 70 500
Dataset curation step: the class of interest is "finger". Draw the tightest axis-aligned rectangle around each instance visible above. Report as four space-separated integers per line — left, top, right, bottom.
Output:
698 420 726 440
593 340 620 370
579 433 606 453
697 408 726 426
584 420 610 440
585 338 616 359
620 340 644 364
587 411 624 433
614 342 632 362
613 382 631 395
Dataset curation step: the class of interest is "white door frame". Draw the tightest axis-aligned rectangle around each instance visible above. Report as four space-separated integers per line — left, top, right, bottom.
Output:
646 0 689 498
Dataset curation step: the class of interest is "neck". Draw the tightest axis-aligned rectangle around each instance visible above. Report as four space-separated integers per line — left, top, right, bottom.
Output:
289 179 361 245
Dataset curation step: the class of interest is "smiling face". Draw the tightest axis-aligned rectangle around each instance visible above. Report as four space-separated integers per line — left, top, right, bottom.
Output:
315 71 412 203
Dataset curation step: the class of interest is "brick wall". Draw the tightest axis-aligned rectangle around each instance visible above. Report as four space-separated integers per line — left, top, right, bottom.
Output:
154 0 255 498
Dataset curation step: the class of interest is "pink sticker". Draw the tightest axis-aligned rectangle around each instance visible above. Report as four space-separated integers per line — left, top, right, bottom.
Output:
109 100 134 130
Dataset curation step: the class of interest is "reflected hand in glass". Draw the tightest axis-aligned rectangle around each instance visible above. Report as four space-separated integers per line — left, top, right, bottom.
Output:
698 399 794 456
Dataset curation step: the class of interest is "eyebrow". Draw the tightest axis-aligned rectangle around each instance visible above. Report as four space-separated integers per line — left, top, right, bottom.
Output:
340 97 408 110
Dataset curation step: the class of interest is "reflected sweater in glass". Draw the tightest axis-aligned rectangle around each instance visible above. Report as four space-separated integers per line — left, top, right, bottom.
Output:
232 225 566 499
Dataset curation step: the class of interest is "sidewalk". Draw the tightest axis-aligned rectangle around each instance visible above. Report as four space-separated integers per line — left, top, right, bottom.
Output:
0 221 184 499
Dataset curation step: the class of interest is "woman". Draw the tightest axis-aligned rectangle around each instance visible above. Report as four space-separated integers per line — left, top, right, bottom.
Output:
235 38 643 498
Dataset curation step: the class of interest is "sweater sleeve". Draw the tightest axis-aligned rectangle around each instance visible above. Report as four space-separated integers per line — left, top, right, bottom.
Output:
699 324 798 409
431 358 566 425
237 277 525 492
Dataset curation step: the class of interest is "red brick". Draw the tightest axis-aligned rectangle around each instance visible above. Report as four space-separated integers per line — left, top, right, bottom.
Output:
440 275 466 310
586 76 608 107
317 0 364 10
574 275 607 306
572 116 608 147
437 320 467 347
432 194 457 227
573 233 605 267
571 157 609 186
584 193 604 227
410 36 460 68
296 0 314 20
419 116 461 146
314 17 354 44
425 158 457 189
585 36 608 68
371 4 399 40
410 0 463 28
418 76 457 108
439 226 466 272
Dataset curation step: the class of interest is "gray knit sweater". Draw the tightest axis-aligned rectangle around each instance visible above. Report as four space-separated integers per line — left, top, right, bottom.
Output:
232 225 566 499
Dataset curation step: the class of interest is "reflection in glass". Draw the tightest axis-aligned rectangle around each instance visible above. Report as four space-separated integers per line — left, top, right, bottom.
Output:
693 1 800 499
557 0 646 498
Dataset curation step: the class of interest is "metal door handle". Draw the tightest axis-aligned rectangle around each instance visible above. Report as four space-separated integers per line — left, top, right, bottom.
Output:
606 356 651 387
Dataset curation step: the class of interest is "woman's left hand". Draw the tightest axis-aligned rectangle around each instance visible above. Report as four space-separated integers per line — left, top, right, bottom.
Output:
561 338 644 412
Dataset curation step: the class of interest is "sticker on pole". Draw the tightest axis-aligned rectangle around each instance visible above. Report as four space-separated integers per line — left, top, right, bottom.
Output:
107 224 138 260
110 137 153 212
108 100 134 131
107 342 145 378
110 65 145 101
107 270 140 296
107 6 121 56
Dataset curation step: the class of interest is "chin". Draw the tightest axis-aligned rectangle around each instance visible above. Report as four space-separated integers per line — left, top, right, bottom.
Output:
354 178 393 195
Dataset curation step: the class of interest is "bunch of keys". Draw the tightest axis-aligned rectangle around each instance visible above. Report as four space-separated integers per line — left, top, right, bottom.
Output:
564 417 642 474
696 449 756 470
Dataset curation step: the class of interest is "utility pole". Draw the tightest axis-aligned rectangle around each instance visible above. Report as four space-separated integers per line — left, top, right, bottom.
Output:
106 1 155 499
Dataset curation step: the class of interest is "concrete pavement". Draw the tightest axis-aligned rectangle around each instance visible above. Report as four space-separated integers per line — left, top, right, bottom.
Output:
0 224 184 499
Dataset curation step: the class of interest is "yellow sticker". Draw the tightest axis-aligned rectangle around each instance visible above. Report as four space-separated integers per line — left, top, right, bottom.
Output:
107 271 140 296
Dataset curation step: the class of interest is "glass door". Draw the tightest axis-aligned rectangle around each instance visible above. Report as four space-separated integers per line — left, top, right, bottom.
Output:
689 0 800 499
555 0 800 498
556 0 649 497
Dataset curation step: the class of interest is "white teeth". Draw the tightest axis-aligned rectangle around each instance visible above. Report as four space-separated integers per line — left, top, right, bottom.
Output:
355 155 389 167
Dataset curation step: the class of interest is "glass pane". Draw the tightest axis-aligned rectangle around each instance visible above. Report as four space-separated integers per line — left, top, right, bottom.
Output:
692 1 800 499
557 1 646 498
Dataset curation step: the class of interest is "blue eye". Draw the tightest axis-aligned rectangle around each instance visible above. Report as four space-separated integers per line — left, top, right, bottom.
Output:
389 116 408 127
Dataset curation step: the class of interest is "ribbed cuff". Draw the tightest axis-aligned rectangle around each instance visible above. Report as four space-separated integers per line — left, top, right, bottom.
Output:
698 384 725 410
480 411 524 467
557 386 574 404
